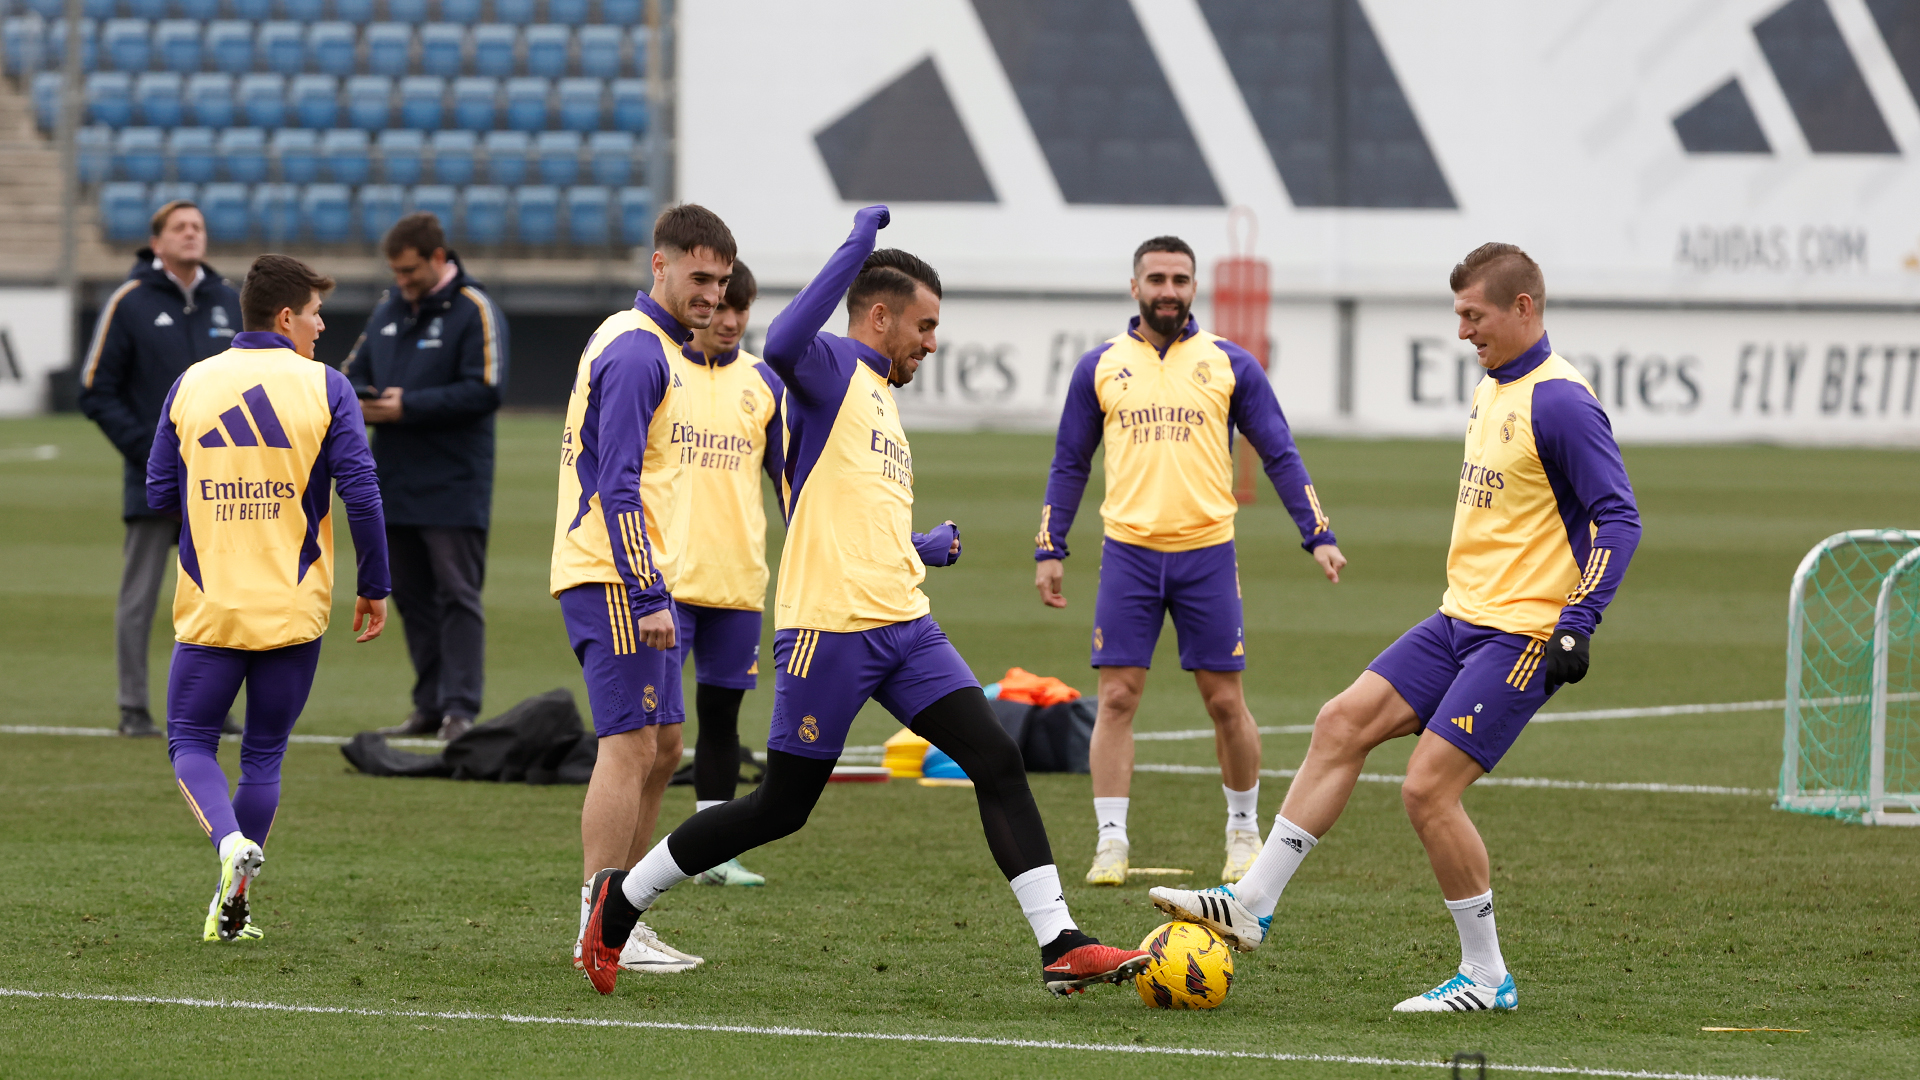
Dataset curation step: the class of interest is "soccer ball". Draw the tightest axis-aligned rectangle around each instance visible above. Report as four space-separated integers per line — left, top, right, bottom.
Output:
1133 920 1233 1009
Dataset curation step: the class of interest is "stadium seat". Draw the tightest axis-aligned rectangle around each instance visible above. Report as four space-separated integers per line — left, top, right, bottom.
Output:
471 24 514 78
386 0 427 22
179 0 220 20
103 18 149 72
564 184 608 245
186 72 234 128
366 23 411 78
430 128 476 184
231 0 272 19
550 0 588 25
587 130 631 186
535 129 579 185
322 127 370 183
400 75 445 129
410 183 456 231
155 19 199 73
257 23 301 75
251 181 301 241
217 126 267 181
611 78 646 134
84 0 116 18
32 72 61 133
278 0 325 22
126 0 166 19
204 20 251 74
237 73 284 129
347 74 394 130
629 25 648 77
86 71 133 127
557 77 601 132
78 125 113 183
420 23 463 77
4 17 45 76
302 183 352 242
113 126 163 181
101 182 149 240
359 183 404 240
335 0 375 23
602 0 641 25
168 126 216 182
48 18 102 78
289 74 338 129
464 183 506 244
272 126 319 183
482 128 528 184
148 182 197 215
451 76 495 130
524 25 567 78
308 22 355 77
617 184 649 246
513 184 556 244
201 181 248 239
505 76 547 131
377 127 424 183
134 71 181 127
25 0 59 17
439 0 481 25
493 0 533 25
578 25 620 79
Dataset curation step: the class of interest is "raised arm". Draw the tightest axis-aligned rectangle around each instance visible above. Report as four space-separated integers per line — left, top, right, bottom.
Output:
1034 346 1108 561
321 368 392 600
1533 379 1640 637
762 205 889 402
1224 343 1336 553
587 338 672 619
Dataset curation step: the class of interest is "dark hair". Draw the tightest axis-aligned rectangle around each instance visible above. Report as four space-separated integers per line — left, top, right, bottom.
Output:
845 248 941 318
240 254 336 331
383 211 447 260
1449 242 1544 310
722 258 757 311
1132 235 1195 273
150 199 200 237
652 202 737 262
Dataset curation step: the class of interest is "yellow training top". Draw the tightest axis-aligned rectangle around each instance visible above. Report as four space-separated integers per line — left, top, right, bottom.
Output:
667 347 786 611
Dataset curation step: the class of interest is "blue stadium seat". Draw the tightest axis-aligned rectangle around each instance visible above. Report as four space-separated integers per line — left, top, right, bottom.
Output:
549 0 588 26
148 182 198 215
359 183 404 240
238 73 284 128
101 182 149 240
347 74 393 129
334 0 375 22
451 75 495 130
257 22 300 74
557 77 600 131
185 72 233 128
322 127 370 183
439 0 481 24
87 70 133 127
524 24 566 78
578 25 620 79
126 0 167 22
482 128 528 184
401 75 447 128
587 129 631 186
78 125 114 183
366 23 410 77
505 76 546 131
134 71 181 126
513 183 556 244
49 18 102 77
204 20 251 74
535 128 578 185
272 126 319 183
302 183 352 242
85 0 117 18
430 128 476 184
611 78 646 134
289 74 338 128
628 25 647 77
179 0 220 17
377 127 424 183
252 182 301 241
26 0 61 18
617 184 649 246
419 23 463 77
278 0 324 20
155 19 198 73
564 184 607 245
4 17 45 76
387 0 427 22
231 0 272 19
464 184 506 244
217 126 267 181
308 22 355 77
103 19 149 71
201 181 248 238
114 126 163 180
33 72 62 132
168 126 216 181
410 183 456 230
493 0 532 24
471 24 513 77
602 0 641 26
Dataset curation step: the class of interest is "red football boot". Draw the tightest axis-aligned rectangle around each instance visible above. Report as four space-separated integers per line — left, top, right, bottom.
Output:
580 869 627 995
1041 933 1150 996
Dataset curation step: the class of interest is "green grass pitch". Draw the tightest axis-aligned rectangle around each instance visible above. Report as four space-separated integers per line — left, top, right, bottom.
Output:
1 414 1916 1079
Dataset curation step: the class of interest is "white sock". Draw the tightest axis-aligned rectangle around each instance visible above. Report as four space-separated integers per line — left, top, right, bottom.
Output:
216 830 247 862
1093 797 1129 844
621 838 692 913
1009 864 1077 946
1223 782 1260 836
1446 890 1508 986
694 800 724 813
1231 813 1318 918
577 884 590 941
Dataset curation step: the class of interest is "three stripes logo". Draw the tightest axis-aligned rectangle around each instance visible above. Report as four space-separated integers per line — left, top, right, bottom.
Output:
1449 714 1474 735
612 511 655 589
1506 639 1546 690
1565 548 1612 606
197 384 292 450
1035 504 1053 551
601 584 640 657
1280 835 1305 854
786 630 822 678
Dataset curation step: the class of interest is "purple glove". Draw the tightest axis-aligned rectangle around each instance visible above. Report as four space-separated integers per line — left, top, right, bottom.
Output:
913 522 960 567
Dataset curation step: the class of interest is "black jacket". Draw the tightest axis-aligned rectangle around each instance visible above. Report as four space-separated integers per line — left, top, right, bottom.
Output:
77 251 241 520
343 256 508 530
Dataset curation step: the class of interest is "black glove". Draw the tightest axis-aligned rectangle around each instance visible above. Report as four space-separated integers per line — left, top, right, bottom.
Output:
1541 627 1590 689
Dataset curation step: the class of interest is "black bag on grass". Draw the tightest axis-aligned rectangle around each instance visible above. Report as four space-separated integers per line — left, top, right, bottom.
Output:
342 688 593 784
990 697 1094 774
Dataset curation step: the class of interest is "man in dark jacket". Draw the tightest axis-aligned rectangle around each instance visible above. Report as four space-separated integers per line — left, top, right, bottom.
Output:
78 200 242 737
344 212 508 741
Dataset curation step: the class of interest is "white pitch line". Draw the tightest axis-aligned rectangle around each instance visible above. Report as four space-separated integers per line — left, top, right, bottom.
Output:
1131 763 1767 797
0 988 1786 1080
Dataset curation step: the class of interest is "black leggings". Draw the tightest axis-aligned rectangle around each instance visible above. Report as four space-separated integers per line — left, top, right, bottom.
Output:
666 686 1055 880
692 684 745 803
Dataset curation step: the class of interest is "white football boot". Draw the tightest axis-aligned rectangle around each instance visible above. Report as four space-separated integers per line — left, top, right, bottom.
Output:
1392 969 1518 1012
1084 837 1129 886
1221 829 1263 883
1147 884 1269 952
618 921 703 973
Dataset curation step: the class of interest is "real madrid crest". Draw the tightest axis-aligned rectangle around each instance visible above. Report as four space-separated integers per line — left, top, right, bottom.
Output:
740 388 756 414
642 684 658 712
798 715 820 743
1192 361 1211 385
1500 411 1517 443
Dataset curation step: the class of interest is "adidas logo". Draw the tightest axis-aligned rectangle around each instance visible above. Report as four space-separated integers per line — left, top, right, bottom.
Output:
153 312 173 327
380 322 397 336
1115 367 1133 379
1230 641 1244 657
197 384 292 449
1449 715 1473 734
1476 902 1494 918
1281 836 1304 853
672 373 684 387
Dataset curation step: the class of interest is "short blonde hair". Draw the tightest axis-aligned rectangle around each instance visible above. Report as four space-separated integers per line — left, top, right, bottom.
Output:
149 199 201 237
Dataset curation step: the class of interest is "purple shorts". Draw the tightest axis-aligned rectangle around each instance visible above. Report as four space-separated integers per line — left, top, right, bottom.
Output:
1091 538 1245 671
558 584 686 738
672 602 762 690
1366 611 1559 772
767 615 979 760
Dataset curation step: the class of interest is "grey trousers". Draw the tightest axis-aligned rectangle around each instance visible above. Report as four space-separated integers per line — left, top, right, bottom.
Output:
387 524 488 721
117 516 177 711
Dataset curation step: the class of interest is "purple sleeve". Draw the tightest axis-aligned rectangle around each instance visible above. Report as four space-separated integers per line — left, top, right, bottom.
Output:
590 339 671 617
1224 343 1335 552
145 377 185 515
323 368 391 599
763 206 888 403
1533 379 1641 636
756 361 786 494
913 522 960 567
1035 345 1108 561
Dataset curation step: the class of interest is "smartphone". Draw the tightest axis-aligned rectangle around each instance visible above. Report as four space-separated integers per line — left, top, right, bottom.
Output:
356 384 381 400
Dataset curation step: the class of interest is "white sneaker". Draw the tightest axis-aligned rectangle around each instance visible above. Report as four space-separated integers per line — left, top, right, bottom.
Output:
1147 884 1269 952
1392 969 1518 1012
618 921 703 973
1221 829 1262 883
1085 837 1129 885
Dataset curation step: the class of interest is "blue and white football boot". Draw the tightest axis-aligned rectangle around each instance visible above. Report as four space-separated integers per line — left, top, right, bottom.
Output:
1146 884 1270 952
1392 969 1518 1012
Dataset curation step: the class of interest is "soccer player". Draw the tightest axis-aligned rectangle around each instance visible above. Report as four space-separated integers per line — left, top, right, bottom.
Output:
669 258 783 888
554 204 734 975
1034 236 1344 887
1148 244 1641 1014
580 205 1150 997
145 254 390 942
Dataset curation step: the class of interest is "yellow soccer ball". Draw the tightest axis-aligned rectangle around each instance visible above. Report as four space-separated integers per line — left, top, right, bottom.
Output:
1134 920 1234 1009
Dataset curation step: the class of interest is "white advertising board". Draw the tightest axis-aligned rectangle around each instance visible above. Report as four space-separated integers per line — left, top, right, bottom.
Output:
0 288 73 418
